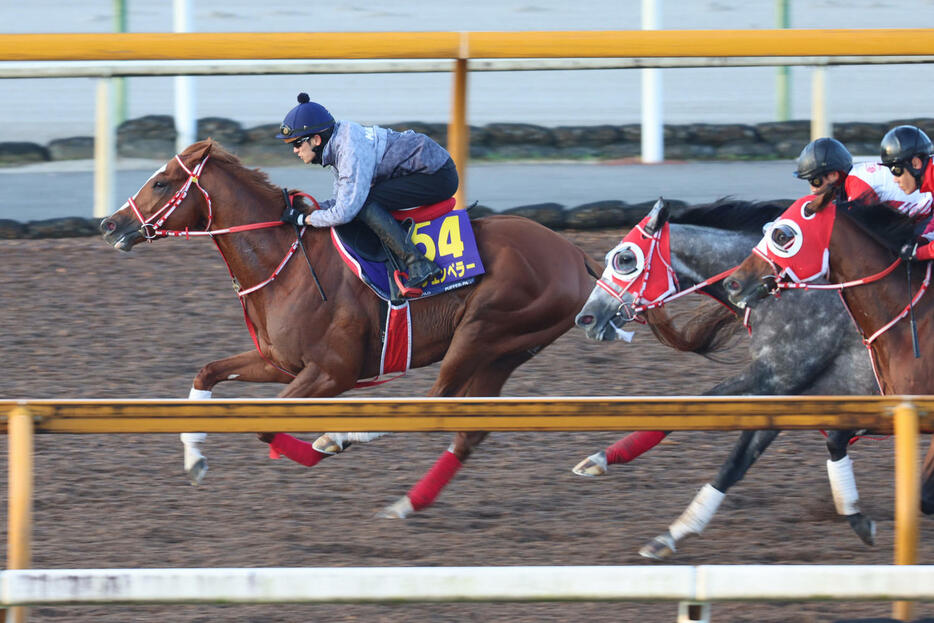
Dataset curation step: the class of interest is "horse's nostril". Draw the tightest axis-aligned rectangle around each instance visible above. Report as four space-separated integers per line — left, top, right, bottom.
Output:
724 278 740 294
577 314 594 326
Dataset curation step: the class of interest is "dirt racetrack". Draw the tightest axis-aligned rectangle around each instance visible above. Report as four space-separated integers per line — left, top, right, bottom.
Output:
1 230 932 623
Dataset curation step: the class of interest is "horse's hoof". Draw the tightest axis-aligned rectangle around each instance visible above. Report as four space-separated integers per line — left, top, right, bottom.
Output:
846 512 876 546
572 451 608 477
639 532 677 561
376 495 415 519
185 457 208 486
312 434 351 455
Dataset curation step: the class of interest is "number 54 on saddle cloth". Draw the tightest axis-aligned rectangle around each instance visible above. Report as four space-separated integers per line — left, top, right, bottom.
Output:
330 201 486 386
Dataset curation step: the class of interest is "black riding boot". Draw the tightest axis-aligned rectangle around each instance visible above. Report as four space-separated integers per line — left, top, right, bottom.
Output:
358 203 443 292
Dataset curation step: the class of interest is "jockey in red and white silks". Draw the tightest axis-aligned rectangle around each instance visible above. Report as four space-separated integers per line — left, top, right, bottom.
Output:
846 161 934 220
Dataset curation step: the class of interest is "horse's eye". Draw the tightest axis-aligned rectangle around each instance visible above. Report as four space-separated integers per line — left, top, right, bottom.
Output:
612 249 638 275
771 225 795 248
153 180 167 189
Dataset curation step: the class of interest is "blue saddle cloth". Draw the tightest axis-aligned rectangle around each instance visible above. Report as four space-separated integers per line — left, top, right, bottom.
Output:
331 211 484 303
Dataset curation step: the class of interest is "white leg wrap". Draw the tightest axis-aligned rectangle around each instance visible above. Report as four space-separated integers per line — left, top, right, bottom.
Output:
322 432 389 445
669 483 726 542
345 432 389 443
827 456 860 515
182 387 210 447
182 388 210 483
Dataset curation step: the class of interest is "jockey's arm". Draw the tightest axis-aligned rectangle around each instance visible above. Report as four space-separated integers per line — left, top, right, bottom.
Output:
306 126 378 228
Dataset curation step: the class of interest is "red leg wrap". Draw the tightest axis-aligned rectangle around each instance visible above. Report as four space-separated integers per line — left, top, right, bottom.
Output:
267 433 326 467
407 450 463 511
605 430 668 464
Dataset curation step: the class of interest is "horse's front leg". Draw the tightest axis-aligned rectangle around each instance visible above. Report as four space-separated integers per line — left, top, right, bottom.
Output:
183 350 295 484
257 360 363 468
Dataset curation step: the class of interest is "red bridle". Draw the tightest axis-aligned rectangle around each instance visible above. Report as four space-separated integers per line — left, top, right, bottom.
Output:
595 221 736 323
124 153 322 379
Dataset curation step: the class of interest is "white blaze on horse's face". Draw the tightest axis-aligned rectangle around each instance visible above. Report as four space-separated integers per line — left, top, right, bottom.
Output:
111 164 168 218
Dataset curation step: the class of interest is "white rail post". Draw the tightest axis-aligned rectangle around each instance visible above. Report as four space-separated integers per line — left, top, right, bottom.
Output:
174 0 196 152
641 0 663 163
810 66 829 140
93 78 116 219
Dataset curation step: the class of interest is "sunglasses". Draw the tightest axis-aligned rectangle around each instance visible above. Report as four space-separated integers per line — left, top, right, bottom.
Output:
291 136 312 148
886 163 908 177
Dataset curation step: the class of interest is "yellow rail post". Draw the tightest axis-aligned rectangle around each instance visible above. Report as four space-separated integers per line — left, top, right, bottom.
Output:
892 401 920 622
7 405 34 623
449 33 469 211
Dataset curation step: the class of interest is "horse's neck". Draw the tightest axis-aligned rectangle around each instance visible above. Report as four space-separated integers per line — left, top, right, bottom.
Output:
206 176 331 294
670 225 759 284
829 216 928 390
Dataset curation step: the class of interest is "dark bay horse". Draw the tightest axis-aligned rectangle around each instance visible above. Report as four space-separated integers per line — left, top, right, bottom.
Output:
574 199 878 559
724 191 934 516
99 139 602 518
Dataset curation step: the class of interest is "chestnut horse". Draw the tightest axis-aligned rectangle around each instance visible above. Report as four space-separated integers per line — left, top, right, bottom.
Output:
723 191 934 515
99 140 602 518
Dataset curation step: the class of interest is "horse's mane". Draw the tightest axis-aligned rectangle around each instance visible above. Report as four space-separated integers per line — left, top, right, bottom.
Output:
835 198 920 253
186 140 290 203
672 197 793 232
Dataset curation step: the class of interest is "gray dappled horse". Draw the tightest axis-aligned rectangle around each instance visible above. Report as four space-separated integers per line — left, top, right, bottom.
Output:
574 199 878 560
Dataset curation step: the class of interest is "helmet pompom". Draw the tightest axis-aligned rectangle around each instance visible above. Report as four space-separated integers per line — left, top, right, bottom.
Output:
297 92 310 104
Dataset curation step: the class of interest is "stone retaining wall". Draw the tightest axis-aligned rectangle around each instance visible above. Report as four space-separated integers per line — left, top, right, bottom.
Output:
3 115 934 168
0 198 797 240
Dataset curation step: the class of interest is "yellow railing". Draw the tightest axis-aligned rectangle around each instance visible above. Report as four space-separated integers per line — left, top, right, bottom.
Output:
4 28 934 214
4 30 934 61
2 396 930 620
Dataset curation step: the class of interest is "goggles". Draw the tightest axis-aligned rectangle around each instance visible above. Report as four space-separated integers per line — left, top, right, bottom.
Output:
885 162 909 177
291 135 312 148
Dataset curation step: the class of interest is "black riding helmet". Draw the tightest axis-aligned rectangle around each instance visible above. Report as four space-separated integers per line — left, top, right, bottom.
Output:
794 137 853 181
880 125 933 185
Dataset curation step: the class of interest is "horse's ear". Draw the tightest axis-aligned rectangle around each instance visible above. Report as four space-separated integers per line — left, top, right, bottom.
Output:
180 139 214 166
644 197 670 235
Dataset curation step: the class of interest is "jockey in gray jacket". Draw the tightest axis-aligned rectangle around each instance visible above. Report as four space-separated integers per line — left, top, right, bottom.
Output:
278 92 458 296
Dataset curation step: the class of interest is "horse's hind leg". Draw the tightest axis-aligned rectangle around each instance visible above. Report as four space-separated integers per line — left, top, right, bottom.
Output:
826 430 875 545
572 431 670 477
640 430 779 560
378 354 521 519
311 431 390 455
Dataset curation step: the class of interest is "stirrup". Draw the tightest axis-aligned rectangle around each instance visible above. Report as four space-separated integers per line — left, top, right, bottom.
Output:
393 270 423 298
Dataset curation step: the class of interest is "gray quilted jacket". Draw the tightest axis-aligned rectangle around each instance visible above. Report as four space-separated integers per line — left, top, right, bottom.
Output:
307 120 452 227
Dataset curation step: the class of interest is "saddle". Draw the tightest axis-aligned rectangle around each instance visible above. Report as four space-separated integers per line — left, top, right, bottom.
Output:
331 197 486 304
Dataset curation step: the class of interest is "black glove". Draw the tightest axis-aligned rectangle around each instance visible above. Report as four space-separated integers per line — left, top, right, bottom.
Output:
899 241 918 261
280 205 306 227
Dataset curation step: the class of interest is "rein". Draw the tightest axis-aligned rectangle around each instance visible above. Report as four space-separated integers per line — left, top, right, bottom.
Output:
596 265 738 322
757 251 930 347
126 153 327 379
595 221 739 323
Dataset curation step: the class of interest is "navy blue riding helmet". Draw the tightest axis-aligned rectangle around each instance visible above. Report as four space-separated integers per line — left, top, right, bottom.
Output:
880 125 934 184
276 93 335 141
794 137 853 181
